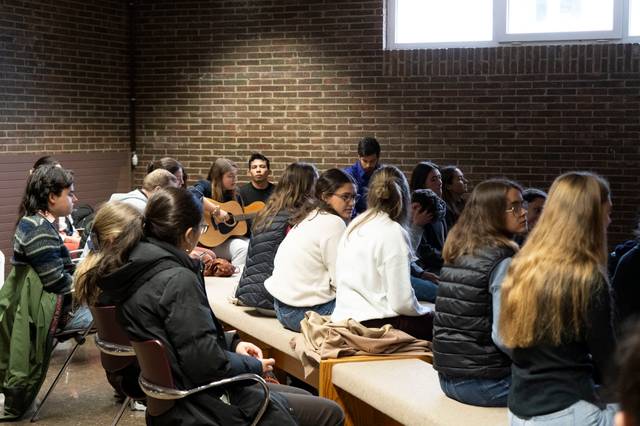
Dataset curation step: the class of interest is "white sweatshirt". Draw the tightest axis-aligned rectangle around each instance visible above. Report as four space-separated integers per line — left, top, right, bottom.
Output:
265 210 346 307
331 211 429 322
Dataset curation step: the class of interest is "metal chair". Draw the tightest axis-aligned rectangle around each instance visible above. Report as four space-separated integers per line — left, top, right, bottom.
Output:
131 339 270 426
30 321 94 422
90 306 144 426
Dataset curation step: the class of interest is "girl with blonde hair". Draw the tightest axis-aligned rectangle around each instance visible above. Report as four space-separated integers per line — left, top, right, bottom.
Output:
499 172 616 425
73 201 144 307
73 201 143 401
432 178 526 407
331 165 433 341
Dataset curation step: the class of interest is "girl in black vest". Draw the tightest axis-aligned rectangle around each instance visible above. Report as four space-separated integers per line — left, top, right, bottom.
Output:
235 162 318 311
500 172 616 425
433 179 526 407
97 187 343 426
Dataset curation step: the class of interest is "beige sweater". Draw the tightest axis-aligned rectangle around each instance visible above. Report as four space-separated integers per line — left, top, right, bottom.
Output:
290 311 432 377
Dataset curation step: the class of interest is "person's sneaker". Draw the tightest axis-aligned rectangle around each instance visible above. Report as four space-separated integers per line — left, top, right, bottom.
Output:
130 400 146 411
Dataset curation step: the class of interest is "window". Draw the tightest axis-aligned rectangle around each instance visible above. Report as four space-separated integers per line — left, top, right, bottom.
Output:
630 0 640 36
386 0 639 48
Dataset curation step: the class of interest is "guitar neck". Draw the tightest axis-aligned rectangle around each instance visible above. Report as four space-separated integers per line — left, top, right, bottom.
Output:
230 212 259 221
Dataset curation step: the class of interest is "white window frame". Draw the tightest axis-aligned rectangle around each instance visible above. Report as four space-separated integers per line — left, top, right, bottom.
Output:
386 0 640 49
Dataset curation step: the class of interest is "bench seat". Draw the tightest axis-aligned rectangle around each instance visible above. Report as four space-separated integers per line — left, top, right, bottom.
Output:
331 359 508 426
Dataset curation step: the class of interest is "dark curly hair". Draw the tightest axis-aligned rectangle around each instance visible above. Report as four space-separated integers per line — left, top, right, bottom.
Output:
22 165 74 218
411 189 446 220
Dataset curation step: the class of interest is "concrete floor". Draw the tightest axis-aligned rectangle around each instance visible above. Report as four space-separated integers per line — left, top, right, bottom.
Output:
12 339 146 425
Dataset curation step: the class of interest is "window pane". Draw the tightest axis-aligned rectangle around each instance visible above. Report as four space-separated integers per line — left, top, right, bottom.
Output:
395 0 492 43
506 0 615 34
630 0 640 36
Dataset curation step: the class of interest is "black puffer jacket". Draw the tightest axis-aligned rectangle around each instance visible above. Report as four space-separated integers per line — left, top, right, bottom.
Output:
433 245 515 379
235 210 290 310
98 238 296 426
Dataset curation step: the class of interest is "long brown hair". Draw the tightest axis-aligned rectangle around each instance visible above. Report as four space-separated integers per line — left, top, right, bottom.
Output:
207 158 237 201
73 202 144 306
499 172 610 347
290 168 355 226
252 162 318 233
442 179 521 263
347 165 410 237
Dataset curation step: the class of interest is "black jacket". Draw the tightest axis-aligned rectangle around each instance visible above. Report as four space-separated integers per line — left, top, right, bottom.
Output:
433 245 515 379
415 218 448 273
98 238 296 426
236 210 290 310
612 242 640 326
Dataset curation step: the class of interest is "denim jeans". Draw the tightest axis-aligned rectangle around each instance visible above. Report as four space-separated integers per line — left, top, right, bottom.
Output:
63 304 93 331
438 373 511 407
273 299 335 332
509 400 618 426
410 275 438 302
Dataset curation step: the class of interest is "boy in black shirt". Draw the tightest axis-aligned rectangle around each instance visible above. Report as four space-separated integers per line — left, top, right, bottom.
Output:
239 153 275 205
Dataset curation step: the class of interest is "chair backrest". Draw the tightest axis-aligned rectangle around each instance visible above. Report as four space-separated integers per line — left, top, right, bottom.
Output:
131 339 176 416
90 305 135 372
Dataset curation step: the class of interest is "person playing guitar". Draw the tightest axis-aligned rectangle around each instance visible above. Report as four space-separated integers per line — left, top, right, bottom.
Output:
189 158 251 267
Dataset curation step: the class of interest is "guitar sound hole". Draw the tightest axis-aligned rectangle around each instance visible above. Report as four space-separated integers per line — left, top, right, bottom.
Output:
224 215 237 227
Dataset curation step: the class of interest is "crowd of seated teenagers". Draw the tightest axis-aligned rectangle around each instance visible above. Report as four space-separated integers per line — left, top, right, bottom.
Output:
5 142 640 425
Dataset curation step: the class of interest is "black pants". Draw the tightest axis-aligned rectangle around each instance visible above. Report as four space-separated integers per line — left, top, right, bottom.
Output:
361 311 434 341
268 384 344 426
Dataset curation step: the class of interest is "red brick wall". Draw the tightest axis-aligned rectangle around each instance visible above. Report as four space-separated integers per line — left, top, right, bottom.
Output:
0 0 130 154
133 0 640 244
1 1 638 246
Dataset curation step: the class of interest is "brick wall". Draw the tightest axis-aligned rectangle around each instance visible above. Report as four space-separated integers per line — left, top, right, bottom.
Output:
1 0 638 246
134 0 640 244
0 0 130 153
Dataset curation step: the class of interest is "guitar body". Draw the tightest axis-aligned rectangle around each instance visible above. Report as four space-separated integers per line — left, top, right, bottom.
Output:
199 199 265 248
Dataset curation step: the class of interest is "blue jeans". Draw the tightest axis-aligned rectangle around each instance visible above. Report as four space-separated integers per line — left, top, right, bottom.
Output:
410 275 438 303
273 299 335 332
63 304 93 331
509 400 617 426
438 373 511 407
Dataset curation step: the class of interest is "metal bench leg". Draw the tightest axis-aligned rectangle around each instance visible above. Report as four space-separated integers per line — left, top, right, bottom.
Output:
111 396 131 426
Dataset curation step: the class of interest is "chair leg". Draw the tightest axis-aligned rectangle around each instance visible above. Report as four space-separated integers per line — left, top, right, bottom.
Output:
111 396 131 426
30 325 93 422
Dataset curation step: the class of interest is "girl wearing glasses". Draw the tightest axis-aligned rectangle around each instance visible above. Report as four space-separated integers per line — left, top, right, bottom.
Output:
96 187 343 426
432 179 526 407
331 166 433 341
500 172 616 425
265 168 356 332
235 162 318 312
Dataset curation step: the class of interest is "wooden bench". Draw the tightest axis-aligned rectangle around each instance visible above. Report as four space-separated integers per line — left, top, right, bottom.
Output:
329 359 508 426
205 274 440 425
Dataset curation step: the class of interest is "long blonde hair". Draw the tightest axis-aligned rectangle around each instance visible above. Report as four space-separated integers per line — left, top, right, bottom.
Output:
347 165 410 237
442 179 521 263
499 172 610 348
252 162 318 233
73 202 144 306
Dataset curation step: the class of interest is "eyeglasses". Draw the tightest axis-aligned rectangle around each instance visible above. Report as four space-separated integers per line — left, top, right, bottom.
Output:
333 192 360 203
199 223 209 234
506 201 528 216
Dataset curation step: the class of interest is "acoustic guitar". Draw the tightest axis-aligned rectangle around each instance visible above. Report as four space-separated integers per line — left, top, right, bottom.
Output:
199 199 265 247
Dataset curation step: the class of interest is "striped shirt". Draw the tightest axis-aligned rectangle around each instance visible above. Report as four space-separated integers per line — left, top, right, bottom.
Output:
12 214 74 294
